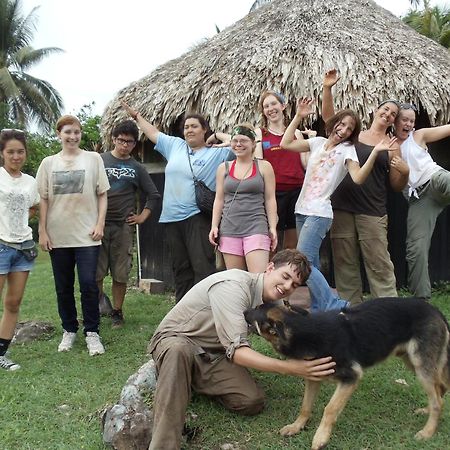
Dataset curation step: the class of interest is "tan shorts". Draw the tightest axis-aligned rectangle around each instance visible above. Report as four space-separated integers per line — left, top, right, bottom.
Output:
96 222 134 283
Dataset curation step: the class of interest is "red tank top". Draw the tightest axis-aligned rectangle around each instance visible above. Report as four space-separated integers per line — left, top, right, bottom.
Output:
261 128 305 191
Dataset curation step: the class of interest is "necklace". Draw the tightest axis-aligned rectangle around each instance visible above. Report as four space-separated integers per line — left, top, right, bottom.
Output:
234 160 254 180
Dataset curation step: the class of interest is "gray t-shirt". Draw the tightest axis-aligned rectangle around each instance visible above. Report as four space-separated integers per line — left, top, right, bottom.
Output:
220 160 269 237
101 152 160 223
148 269 264 360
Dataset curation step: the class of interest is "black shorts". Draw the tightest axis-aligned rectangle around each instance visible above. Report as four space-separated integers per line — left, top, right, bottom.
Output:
276 187 302 231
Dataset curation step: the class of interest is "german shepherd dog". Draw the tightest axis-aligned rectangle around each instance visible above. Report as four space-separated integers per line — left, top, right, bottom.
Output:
244 297 450 450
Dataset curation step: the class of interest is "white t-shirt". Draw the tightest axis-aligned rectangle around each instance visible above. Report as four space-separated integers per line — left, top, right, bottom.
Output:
400 131 441 198
0 167 39 243
295 137 358 218
36 150 110 247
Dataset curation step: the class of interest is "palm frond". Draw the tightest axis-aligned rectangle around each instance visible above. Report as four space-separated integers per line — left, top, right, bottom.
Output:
14 46 64 71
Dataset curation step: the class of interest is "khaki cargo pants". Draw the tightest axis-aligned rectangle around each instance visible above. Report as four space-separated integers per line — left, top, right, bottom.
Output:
149 336 265 450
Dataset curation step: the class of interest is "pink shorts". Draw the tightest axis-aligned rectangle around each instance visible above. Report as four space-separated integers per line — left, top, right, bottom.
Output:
219 234 271 256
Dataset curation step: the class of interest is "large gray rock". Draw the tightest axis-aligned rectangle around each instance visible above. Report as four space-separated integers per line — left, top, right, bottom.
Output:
12 321 55 344
102 359 157 450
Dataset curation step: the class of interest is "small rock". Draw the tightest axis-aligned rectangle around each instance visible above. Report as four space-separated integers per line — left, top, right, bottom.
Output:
220 443 239 450
102 359 157 449
12 321 55 344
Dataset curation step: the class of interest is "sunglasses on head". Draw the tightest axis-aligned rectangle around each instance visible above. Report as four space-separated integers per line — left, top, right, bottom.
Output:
377 99 401 109
1 128 25 134
400 103 418 112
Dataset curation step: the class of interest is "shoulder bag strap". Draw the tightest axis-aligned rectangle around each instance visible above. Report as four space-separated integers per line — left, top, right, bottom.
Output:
185 144 197 182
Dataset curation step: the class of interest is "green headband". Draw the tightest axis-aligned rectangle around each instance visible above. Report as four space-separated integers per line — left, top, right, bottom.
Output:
231 126 256 140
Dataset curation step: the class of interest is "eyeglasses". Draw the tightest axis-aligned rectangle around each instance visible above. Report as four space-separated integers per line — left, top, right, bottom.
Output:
231 138 254 146
115 137 136 146
400 103 418 112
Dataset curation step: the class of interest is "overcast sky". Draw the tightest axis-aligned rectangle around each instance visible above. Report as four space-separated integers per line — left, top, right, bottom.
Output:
20 0 447 116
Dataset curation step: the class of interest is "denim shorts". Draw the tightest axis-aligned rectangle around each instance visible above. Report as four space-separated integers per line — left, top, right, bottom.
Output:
0 243 35 274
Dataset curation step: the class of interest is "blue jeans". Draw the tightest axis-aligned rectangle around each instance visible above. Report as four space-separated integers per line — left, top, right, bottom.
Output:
295 214 348 312
50 246 100 334
307 266 349 312
296 214 332 269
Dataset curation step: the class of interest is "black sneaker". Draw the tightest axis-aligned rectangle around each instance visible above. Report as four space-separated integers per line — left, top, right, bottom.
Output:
0 354 20 371
111 309 124 328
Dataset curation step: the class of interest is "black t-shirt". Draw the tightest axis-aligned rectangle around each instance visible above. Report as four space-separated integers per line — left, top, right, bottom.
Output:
331 141 389 216
101 152 160 223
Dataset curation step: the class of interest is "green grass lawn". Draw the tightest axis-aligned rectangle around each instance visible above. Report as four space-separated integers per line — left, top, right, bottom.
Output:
1 252 450 450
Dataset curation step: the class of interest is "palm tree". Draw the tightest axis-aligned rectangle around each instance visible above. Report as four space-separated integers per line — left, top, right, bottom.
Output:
409 0 422 7
403 0 450 48
0 0 64 131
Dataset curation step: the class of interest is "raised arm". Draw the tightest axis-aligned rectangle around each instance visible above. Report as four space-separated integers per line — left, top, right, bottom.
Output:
206 131 231 148
280 98 313 152
322 69 340 122
414 124 450 147
347 137 398 185
121 101 160 144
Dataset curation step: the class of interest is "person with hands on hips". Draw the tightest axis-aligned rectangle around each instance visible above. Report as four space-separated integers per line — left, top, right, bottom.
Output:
97 119 160 328
209 124 277 273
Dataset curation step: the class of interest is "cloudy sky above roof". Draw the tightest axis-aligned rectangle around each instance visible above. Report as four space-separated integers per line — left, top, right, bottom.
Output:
20 0 447 116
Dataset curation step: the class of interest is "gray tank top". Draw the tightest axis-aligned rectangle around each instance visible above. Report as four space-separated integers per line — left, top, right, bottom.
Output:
219 160 269 237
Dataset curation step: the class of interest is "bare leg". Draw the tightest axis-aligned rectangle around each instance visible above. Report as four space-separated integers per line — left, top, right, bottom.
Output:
312 382 358 450
223 253 247 270
280 380 321 436
0 272 29 339
245 249 270 273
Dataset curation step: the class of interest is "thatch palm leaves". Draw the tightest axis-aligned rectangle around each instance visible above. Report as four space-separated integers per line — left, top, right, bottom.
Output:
0 0 64 130
404 0 450 48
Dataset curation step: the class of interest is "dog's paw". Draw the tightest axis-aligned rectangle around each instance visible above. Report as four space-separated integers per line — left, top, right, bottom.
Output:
415 429 434 440
311 440 329 450
414 407 429 415
280 423 303 436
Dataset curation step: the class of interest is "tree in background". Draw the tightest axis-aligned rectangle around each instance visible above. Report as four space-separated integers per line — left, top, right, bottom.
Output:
77 102 102 152
0 0 64 131
19 102 102 177
403 0 450 48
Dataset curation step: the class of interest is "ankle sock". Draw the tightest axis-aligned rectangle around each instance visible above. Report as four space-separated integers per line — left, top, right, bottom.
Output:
0 338 12 357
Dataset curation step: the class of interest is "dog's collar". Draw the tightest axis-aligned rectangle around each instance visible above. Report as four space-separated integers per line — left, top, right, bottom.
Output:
283 299 294 311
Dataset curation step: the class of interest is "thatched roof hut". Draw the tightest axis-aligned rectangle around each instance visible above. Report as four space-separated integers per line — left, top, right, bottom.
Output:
101 0 450 145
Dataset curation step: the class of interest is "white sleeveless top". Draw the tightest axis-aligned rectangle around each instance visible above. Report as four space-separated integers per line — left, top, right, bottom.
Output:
400 131 440 198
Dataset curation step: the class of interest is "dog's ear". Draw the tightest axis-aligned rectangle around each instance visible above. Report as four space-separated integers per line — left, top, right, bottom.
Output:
290 305 309 316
